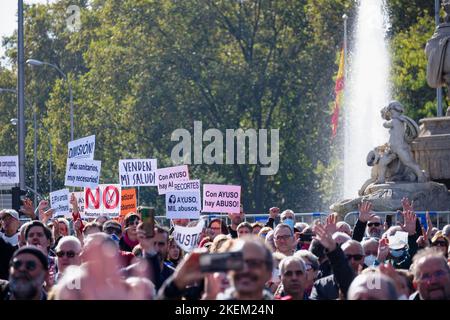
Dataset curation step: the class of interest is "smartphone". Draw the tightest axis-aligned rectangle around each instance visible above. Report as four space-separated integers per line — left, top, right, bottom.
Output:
385 214 393 228
199 251 244 273
138 206 155 238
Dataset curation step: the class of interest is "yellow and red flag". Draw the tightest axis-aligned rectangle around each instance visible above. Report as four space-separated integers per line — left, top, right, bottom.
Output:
331 48 345 138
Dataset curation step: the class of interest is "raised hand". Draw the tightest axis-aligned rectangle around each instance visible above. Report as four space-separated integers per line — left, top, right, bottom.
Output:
377 238 389 263
402 210 417 235
41 208 55 225
358 201 376 223
20 198 36 219
401 197 414 212
425 211 433 240
325 213 338 235
70 193 79 212
173 248 208 290
312 222 336 252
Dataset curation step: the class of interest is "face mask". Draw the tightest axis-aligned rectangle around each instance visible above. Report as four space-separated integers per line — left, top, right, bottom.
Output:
110 234 120 243
364 254 377 267
284 218 295 230
390 249 406 259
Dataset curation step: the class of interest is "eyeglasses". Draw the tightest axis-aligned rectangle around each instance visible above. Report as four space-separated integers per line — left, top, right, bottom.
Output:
432 241 447 247
283 270 304 277
128 219 140 226
56 250 77 258
420 270 449 282
345 254 363 261
11 259 38 271
154 241 166 247
275 234 292 241
367 222 381 227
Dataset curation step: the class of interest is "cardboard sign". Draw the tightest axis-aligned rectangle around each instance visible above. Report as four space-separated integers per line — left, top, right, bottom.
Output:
202 184 241 213
166 191 201 219
84 184 121 218
69 191 85 216
121 188 137 216
119 159 157 187
0 156 19 185
64 159 101 188
68 135 96 159
157 165 189 195
50 189 70 217
172 220 205 252
172 179 201 192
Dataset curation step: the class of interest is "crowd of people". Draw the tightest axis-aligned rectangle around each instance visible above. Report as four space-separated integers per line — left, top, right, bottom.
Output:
0 194 449 300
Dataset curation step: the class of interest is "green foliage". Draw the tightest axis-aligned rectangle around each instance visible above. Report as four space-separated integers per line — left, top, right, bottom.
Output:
0 0 442 214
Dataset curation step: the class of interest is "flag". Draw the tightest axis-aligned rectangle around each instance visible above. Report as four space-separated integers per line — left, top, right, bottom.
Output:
331 48 345 138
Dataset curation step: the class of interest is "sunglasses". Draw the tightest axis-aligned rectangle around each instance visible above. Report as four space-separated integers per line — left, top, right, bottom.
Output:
367 222 381 227
56 250 77 258
346 254 363 261
11 259 37 271
432 241 447 247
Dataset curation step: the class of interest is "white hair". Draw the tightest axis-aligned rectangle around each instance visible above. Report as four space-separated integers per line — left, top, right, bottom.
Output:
279 256 306 275
55 236 82 252
332 232 352 244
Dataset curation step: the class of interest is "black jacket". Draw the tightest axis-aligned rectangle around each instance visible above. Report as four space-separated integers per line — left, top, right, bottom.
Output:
352 219 367 242
0 237 17 280
309 245 355 300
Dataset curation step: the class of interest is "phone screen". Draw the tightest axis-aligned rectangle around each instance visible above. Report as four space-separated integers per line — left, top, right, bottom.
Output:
199 251 244 273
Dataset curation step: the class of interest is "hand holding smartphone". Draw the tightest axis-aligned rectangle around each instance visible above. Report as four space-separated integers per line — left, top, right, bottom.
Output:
199 251 244 273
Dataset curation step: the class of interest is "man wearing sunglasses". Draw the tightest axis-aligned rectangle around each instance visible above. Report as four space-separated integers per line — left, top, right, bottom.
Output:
353 201 384 241
54 236 82 283
0 246 48 300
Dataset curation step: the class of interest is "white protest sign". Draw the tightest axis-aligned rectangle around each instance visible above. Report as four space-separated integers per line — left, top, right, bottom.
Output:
0 156 19 185
64 159 101 188
166 190 201 219
202 184 241 213
172 220 205 252
69 191 85 216
119 159 157 187
157 165 189 194
67 135 96 159
50 189 70 217
84 184 121 218
172 179 200 192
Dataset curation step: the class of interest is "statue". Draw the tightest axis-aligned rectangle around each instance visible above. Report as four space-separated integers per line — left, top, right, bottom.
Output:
379 101 427 183
425 0 450 115
358 143 416 196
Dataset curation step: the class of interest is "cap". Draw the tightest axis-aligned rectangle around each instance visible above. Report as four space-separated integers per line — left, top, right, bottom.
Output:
11 245 49 270
0 209 19 221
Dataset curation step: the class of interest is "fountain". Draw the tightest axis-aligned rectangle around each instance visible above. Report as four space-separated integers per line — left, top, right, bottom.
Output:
331 0 450 216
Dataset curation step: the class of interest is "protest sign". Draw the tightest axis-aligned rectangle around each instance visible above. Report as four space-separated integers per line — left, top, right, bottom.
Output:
157 165 189 194
172 179 200 192
119 159 157 187
84 184 121 218
67 135 96 159
172 220 205 252
202 184 241 213
64 159 101 188
0 156 19 185
50 189 70 217
69 191 85 216
166 190 201 219
121 188 137 216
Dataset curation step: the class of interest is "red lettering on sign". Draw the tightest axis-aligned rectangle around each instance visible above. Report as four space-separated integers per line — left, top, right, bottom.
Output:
103 185 119 209
85 187 100 209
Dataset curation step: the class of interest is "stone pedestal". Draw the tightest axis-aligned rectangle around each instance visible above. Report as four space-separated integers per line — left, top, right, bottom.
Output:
330 181 450 216
411 116 450 188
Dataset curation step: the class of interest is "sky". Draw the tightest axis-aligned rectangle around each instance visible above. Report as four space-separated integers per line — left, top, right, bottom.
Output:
0 0 57 64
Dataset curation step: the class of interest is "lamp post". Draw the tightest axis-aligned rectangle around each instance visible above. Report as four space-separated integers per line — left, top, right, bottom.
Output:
26 58 74 141
0 88 37 204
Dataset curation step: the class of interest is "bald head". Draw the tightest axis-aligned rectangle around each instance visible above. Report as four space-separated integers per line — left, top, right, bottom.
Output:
348 272 398 300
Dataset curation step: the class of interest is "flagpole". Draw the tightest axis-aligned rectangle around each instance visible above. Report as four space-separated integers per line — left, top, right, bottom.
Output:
343 14 348 81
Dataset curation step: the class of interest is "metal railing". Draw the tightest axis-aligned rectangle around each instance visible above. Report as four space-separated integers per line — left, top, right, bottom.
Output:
344 211 450 229
154 212 330 228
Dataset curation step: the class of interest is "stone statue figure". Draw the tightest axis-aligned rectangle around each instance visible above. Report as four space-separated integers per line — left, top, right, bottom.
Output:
425 0 450 115
380 101 427 183
358 143 416 196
